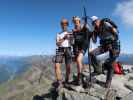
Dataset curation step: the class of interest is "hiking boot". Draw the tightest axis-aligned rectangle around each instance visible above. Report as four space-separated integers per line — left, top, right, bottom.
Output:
63 79 71 88
57 83 63 91
105 80 111 88
53 80 63 91
77 79 82 86
75 74 82 86
71 79 81 86
64 78 71 84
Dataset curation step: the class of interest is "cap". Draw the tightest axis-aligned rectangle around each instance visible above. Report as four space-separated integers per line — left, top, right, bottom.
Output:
90 16 98 22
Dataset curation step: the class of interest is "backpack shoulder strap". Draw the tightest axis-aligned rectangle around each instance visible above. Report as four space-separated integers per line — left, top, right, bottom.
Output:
101 18 118 29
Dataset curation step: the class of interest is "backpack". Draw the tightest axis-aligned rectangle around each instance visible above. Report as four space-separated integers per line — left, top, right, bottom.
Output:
100 18 119 42
101 18 118 29
114 62 123 75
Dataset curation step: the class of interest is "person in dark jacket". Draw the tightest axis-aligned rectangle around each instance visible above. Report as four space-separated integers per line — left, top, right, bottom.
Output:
90 16 120 88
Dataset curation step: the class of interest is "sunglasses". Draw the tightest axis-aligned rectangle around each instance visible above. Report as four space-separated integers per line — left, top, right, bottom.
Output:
61 23 68 26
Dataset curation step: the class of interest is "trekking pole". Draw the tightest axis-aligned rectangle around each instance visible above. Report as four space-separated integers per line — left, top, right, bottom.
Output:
88 40 92 88
81 0 92 89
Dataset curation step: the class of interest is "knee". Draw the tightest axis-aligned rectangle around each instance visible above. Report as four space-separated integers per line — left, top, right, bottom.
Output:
89 52 96 61
77 53 83 63
89 51 95 57
55 63 60 70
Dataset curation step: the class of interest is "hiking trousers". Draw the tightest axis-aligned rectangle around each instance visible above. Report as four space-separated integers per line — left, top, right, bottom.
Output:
90 41 120 82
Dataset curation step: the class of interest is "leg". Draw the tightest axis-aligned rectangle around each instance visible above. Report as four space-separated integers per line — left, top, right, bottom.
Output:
54 48 63 82
90 47 103 74
54 63 63 90
65 64 71 83
104 59 115 88
104 61 114 88
105 49 119 88
72 44 78 62
55 63 62 81
64 48 72 83
75 39 89 85
76 52 84 83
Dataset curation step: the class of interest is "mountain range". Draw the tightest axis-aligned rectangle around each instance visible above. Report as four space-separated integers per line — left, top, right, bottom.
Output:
0 54 133 100
0 56 30 83
0 54 133 84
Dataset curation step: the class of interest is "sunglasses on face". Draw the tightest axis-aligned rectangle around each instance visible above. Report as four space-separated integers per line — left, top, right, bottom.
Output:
61 23 68 26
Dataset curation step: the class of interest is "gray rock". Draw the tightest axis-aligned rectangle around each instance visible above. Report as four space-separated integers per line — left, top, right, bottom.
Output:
57 88 99 100
124 80 133 91
122 92 133 100
104 89 117 100
56 86 119 100
111 75 131 97
49 65 133 100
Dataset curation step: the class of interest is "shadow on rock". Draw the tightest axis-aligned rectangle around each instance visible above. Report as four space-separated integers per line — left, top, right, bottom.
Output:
33 88 59 100
96 80 106 88
33 95 45 100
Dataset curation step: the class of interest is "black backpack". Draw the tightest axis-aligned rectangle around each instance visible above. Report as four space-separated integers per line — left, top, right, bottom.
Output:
101 18 118 29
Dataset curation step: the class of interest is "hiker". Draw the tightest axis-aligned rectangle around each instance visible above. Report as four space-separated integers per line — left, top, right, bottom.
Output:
90 16 120 88
54 18 72 89
72 16 90 85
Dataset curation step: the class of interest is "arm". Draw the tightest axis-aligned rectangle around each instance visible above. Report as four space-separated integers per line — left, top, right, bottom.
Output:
92 31 97 43
56 34 64 46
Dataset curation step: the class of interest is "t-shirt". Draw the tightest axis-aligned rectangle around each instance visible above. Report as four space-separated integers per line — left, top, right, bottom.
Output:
56 31 71 47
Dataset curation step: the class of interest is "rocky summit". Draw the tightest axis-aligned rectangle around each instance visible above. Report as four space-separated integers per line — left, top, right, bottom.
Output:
34 65 133 100
0 56 133 100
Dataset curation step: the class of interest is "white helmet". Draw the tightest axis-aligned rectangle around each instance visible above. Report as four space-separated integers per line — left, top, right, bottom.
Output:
91 16 98 22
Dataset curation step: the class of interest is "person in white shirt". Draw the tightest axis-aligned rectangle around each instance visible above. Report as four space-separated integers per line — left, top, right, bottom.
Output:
54 18 72 89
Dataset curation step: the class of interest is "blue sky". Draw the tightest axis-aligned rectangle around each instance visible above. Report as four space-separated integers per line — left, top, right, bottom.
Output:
0 0 132 56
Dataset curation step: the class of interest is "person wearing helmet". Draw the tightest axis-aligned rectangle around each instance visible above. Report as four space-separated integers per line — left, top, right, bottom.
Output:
90 16 120 88
72 16 89 85
54 18 72 89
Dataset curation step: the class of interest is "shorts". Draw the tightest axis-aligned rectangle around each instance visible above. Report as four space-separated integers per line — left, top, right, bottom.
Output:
73 39 89 56
55 47 72 64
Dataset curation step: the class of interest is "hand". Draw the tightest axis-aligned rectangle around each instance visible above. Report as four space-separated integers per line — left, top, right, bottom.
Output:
63 34 71 39
63 34 68 40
